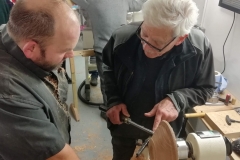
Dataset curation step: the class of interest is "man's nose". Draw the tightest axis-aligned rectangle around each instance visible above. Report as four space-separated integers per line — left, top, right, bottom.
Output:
142 41 153 51
65 50 74 58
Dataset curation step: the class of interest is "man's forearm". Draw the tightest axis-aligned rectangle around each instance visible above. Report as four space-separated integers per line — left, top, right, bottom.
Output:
47 144 80 160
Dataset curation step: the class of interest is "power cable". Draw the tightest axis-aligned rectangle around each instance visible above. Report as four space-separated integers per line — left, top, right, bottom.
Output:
78 80 104 106
221 12 236 74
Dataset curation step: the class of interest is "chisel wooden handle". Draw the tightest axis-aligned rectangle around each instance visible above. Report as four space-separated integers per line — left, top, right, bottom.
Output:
185 113 206 118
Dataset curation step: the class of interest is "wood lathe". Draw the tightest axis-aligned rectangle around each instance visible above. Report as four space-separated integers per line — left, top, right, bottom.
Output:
121 115 232 160
99 106 233 159
122 115 233 160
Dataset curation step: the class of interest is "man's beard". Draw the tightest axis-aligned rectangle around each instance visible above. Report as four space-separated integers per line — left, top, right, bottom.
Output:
36 49 64 71
42 62 63 71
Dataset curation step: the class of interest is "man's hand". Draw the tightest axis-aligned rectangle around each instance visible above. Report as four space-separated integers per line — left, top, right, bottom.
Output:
144 97 178 132
47 144 79 160
106 103 130 124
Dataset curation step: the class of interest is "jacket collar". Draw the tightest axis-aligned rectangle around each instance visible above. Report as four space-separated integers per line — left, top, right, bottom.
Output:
1 25 50 79
175 37 197 63
157 37 197 75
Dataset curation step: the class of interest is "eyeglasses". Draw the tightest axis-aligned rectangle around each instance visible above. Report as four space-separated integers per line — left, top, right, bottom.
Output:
136 22 176 52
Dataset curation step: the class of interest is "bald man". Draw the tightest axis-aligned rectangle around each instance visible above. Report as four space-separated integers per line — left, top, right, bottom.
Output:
0 0 80 160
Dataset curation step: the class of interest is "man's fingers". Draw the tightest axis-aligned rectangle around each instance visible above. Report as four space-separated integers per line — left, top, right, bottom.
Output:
121 106 130 117
106 103 131 124
106 108 122 124
114 111 121 124
144 106 157 117
153 115 162 132
161 114 173 122
110 111 121 124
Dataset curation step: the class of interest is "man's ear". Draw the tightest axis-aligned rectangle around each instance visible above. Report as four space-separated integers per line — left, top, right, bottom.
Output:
175 34 188 46
22 41 40 59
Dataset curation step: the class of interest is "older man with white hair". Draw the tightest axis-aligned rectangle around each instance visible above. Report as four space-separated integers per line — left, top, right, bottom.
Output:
102 0 215 159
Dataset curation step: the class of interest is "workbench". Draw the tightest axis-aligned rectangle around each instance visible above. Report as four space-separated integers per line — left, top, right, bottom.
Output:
189 90 240 160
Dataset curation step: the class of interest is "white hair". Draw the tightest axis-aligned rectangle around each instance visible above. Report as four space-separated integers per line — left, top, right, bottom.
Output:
142 0 199 37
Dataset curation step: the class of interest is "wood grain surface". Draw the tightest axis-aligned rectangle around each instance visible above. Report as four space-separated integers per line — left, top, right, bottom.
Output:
148 121 178 160
204 110 240 138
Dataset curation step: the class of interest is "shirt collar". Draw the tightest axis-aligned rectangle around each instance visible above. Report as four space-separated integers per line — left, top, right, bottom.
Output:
1 25 50 79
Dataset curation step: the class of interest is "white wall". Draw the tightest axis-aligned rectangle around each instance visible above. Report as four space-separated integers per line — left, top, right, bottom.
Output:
193 0 206 26
201 0 240 99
